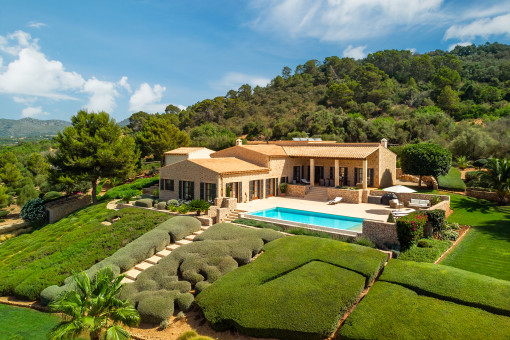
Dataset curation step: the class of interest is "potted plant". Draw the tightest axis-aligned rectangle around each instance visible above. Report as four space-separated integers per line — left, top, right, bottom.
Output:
189 199 211 216
279 182 288 196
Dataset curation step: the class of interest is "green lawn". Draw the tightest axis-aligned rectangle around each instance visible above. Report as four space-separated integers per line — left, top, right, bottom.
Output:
437 192 510 281
0 203 169 300
398 238 452 263
0 304 60 340
437 167 466 191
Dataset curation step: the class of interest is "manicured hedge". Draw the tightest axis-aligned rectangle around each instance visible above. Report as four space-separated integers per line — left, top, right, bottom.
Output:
379 259 510 316
395 211 428 250
196 236 387 339
134 198 153 208
99 176 159 201
42 191 62 202
41 216 200 305
437 167 466 191
338 281 510 339
0 204 168 300
119 223 284 323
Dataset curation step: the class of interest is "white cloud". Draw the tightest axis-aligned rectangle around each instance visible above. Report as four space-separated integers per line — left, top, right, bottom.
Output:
118 76 132 93
444 13 510 40
28 22 46 29
250 0 443 41
343 45 368 60
448 41 472 51
129 83 167 113
82 77 119 112
406 48 417 54
0 30 39 55
0 47 84 99
212 72 270 92
21 106 49 118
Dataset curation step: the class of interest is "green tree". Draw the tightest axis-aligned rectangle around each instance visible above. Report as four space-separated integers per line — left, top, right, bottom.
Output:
127 111 150 133
401 143 452 187
27 153 49 175
17 184 39 207
48 267 140 340
49 111 139 204
0 184 9 208
326 83 354 108
0 163 21 184
479 158 510 204
0 151 18 168
437 86 460 113
136 116 190 161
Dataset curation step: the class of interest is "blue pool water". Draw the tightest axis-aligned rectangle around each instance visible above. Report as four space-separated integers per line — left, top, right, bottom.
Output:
247 207 363 231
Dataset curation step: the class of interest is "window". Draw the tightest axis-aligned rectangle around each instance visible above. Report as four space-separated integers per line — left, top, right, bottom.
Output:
280 176 289 184
266 178 277 197
179 181 194 200
160 179 174 191
293 166 301 182
249 179 263 200
200 182 217 202
339 167 348 186
226 182 242 203
354 168 374 186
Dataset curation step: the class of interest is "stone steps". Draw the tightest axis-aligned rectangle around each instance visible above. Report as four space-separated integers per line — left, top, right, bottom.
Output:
304 187 329 202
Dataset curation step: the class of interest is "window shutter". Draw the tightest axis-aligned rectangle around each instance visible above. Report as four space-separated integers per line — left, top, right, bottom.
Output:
266 179 270 197
200 183 204 200
178 180 182 199
249 181 254 200
345 168 348 186
191 182 195 200
276 178 279 195
239 182 242 202
160 179 164 190
212 183 217 200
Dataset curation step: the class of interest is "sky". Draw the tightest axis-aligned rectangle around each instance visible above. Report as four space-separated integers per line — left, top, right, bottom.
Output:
0 0 510 122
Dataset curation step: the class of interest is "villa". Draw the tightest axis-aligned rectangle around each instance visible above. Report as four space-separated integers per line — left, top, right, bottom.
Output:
159 139 396 203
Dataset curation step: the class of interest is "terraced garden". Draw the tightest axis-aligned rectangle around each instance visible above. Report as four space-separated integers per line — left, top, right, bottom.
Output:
0 203 169 300
0 304 60 339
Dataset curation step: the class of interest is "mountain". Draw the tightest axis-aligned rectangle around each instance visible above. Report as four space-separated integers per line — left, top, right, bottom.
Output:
0 118 71 138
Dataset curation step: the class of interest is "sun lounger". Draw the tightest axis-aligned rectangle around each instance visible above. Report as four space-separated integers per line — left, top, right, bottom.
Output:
408 198 430 209
391 209 415 218
328 197 343 205
301 178 310 184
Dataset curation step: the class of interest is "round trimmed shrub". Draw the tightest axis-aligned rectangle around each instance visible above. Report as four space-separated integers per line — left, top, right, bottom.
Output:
176 293 194 311
20 198 46 223
167 199 179 206
155 202 167 210
0 210 8 219
417 239 433 248
396 211 428 250
134 198 153 208
42 191 62 202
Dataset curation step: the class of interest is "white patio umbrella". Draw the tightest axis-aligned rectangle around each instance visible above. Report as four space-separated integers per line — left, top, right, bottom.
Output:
382 185 417 193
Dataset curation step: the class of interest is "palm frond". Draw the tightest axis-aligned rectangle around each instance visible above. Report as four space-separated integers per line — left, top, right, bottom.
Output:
47 319 84 340
110 305 141 327
104 325 130 340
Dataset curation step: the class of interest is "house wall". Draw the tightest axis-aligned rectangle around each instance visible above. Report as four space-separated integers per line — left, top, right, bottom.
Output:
164 154 188 166
159 160 218 201
378 147 397 188
164 149 214 166
212 146 270 167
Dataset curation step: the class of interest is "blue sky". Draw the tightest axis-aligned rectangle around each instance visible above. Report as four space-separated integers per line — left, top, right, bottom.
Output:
0 0 509 121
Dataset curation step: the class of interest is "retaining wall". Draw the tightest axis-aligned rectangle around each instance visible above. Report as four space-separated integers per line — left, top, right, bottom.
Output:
44 195 91 224
286 184 308 198
326 188 363 203
466 188 503 203
362 220 399 247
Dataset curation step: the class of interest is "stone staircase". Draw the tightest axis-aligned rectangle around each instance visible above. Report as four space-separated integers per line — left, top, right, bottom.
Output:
121 225 210 284
304 186 329 202
223 209 247 223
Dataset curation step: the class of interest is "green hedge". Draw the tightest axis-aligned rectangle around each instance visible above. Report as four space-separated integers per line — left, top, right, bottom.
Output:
338 281 510 339
437 167 466 191
134 198 153 208
42 191 62 202
99 176 158 201
158 216 202 242
120 223 284 323
0 204 168 300
196 236 387 339
395 211 428 250
379 259 510 316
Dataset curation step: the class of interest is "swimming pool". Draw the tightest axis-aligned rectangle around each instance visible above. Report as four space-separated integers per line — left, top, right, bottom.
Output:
246 207 363 232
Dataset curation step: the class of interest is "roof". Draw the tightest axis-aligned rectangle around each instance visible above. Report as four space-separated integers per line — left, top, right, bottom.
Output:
239 144 287 157
164 147 213 155
189 157 269 175
282 145 379 159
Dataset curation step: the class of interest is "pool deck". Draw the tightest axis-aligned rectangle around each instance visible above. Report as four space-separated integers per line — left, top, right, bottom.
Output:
238 197 394 222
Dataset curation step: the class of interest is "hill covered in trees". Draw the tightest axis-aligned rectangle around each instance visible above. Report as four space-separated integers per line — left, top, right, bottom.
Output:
152 42 508 160
0 118 71 138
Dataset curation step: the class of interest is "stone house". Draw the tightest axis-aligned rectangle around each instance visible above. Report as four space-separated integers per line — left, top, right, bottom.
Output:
159 139 396 203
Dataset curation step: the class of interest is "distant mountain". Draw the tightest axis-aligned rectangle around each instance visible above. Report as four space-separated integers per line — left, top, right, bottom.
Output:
118 118 130 127
0 118 71 138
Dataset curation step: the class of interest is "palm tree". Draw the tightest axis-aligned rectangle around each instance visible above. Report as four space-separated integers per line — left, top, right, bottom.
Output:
480 158 510 204
456 156 471 170
48 267 140 340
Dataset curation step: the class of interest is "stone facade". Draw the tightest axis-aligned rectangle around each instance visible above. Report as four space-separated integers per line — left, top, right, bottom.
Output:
286 184 308 198
362 219 399 247
326 188 363 203
369 190 450 213
44 194 91 223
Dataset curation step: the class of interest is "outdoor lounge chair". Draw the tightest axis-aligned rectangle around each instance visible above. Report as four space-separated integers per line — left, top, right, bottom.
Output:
328 197 343 205
301 178 310 184
408 198 430 209
391 208 415 218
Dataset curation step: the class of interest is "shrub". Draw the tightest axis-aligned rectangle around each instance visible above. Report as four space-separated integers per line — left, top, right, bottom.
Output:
167 199 179 206
387 213 395 223
155 202 167 210
20 198 46 223
417 239 432 248
473 158 488 169
354 237 376 248
17 184 39 207
178 204 190 214
279 182 288 193
396 211 428 250
159 216 202 242
178 331 198 340
159 320 170 330
153 188 160 196
440 229 459 241
0 210 8 219
429 195 442 206
134 198 153 208
425 209 446 233
42 191 62 202
100 176 158 201
188 199 210 215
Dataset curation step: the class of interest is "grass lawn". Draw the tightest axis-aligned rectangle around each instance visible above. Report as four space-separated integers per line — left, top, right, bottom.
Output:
0 203 169 300
196 236 387 339
0 304 60 340
398 238 452 263
437 167 466 191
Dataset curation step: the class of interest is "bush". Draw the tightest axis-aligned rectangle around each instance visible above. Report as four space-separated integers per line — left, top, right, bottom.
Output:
177 204 190 214
17 184 39 207
387 213 395 223
188 199 210 215
429 195 442 206
155 202 167 210
167 199 179 206
20 198 46 223
473 158 488 169
417 239 432 248
158 216 202 242
42 191 62 202
279 182 288 193
425 209 446 233
0 210 8 219
100 176 158 201
437 168 466 191
134 198 153 208
354 237 376 248
396 211 428 250
440 229 459 241
398 238 451 263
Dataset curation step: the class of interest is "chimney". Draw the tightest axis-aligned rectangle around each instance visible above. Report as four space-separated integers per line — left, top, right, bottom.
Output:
236 138 243 146
380 138 388 148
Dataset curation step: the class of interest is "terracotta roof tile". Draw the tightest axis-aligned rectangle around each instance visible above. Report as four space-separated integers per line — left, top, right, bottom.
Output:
189 158 269 175
239 144 287 156
282 145 379 159
164 147 213 155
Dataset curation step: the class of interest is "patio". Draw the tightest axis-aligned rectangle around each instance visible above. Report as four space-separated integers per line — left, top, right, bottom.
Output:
237 196 395 222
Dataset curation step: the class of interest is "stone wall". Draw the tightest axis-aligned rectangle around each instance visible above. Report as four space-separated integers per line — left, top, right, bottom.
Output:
362 219 399 247
326 188 362 203
0 221 32 236
44 194 91 224
286 184 308 198
466 188 502 203
399 173 438 189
